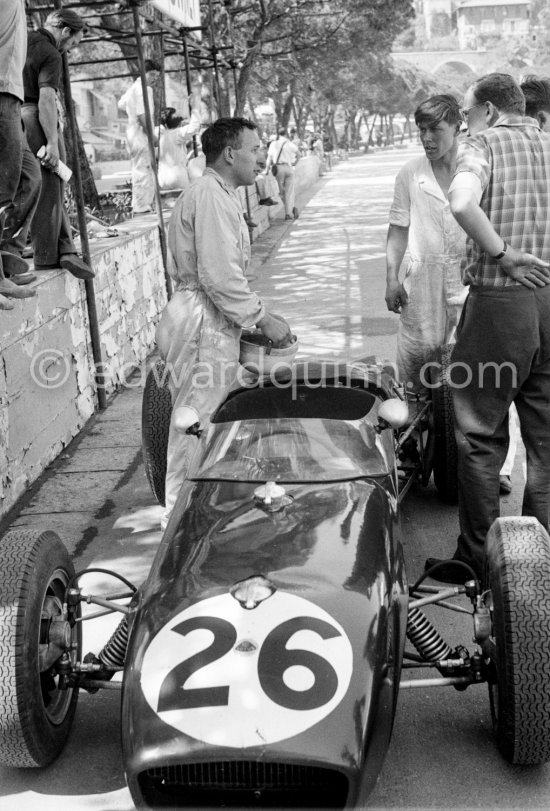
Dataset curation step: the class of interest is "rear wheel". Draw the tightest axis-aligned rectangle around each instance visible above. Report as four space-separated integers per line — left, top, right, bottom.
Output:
0 529 80 767
142 359 172 506
485 516 550 764
429 344 458 502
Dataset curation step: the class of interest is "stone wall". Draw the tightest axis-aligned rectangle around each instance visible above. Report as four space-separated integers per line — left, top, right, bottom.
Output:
0 220 167 518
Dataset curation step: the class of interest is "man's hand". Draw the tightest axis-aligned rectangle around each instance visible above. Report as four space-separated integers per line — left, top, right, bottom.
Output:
40 142 60 171
498 246 550 289
385 280 408 312
256 312 293 347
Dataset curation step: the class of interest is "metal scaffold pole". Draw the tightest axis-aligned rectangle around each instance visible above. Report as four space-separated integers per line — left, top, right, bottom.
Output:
208 0 224 117
129 0 172 301
181 31 199 157
54 0 107 409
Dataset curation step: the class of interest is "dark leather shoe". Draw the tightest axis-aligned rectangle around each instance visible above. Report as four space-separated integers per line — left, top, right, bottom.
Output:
285 214 293 221
292 206 299 219
259 197 277 206
60 254 95 280
424 556 480 584
499 474 512 495
1 251 36 284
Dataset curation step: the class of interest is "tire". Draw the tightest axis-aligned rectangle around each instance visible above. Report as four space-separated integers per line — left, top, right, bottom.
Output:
485 516 550 764
429 344 458 502
0 529 80 767
142 359 172 506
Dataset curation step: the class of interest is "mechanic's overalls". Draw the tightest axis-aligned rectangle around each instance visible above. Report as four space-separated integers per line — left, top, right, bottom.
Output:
395 164 468 396
156 286 242 528
126 122 155 213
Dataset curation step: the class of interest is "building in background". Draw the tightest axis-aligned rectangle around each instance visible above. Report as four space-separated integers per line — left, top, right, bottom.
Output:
456 0 530 50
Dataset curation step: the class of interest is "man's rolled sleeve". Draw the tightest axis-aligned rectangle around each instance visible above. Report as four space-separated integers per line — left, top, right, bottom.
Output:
454 137 491 191
389 165 411 227
195 190 265 327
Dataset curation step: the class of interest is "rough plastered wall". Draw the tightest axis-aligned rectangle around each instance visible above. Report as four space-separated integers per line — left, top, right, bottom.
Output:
0 221 167 518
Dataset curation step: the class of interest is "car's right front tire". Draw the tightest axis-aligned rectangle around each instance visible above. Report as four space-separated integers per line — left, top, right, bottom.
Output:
486 516 550 764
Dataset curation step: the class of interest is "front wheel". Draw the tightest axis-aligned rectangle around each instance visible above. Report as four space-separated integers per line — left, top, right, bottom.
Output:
485 516 550 764
142 359 172 506
0 529 80 767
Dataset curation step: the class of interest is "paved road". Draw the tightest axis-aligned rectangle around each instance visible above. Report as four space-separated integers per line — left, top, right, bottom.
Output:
0 147 543 810
94 159 132 195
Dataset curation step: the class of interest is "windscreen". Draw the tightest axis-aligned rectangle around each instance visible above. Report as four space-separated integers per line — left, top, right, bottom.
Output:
189 417 391 482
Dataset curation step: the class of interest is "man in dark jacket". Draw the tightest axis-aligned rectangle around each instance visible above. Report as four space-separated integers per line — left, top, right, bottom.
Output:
22 8 94 279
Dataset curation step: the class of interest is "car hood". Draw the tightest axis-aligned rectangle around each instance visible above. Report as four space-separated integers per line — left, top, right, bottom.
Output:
122 477 406 804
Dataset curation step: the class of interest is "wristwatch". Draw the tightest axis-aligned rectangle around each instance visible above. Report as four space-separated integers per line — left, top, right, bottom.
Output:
491 241 507 260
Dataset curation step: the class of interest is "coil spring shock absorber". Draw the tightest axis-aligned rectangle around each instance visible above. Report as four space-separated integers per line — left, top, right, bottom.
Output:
99 616 129 670
407 606 452 662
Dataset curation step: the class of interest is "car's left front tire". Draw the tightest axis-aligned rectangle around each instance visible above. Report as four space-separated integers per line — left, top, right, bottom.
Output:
0 529 80 767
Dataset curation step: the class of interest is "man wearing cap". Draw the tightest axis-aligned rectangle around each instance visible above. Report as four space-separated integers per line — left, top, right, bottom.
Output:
22 9 94 280
118 59 161 213
0 0 41 306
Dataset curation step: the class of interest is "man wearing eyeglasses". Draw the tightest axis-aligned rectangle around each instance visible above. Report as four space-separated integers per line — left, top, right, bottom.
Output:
426 73 550 584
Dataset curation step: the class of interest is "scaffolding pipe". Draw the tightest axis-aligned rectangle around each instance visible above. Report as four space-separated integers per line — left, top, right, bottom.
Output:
181 32 199 157
70 67 204 82
70 53 182 66
55 0 107 409
208 0 224 117
130 1 172 300
231 61 239 115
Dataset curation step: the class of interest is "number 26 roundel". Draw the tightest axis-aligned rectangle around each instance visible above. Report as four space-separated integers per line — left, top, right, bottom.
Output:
140 592 353 747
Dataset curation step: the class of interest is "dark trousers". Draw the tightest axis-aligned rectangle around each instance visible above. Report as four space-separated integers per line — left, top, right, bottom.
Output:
21 103 75 267
451 285 550 575
0 93 41 256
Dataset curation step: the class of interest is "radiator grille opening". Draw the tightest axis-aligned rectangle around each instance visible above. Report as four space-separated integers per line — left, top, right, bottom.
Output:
138 760 349 808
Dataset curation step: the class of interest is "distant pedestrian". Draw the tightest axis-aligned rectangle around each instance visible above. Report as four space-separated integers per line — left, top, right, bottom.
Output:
265 127 300 221
118 59 161 214
22 8 94 279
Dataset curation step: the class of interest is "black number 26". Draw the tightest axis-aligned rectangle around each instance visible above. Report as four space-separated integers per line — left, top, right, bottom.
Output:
157 614 342 713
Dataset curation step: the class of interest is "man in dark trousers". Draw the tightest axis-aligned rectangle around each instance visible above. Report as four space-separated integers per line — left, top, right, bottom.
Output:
426 73 550 582
22 8 94 280
0 0 40 306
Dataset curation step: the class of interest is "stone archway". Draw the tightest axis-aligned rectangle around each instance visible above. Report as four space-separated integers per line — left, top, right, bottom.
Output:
433 59 478 92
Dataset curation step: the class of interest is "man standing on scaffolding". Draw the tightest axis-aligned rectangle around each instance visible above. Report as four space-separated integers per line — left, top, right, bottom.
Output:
118 59 161 214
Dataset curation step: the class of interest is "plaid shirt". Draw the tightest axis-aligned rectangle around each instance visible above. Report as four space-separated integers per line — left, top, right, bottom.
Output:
454 115 550 287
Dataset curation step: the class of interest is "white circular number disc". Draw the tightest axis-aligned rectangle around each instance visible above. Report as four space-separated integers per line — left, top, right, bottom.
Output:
141 591 353 748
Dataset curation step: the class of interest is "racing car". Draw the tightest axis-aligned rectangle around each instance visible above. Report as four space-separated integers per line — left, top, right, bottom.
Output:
0 353 549 810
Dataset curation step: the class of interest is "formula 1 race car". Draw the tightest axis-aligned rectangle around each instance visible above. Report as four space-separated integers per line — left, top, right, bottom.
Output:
0 355 549 810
